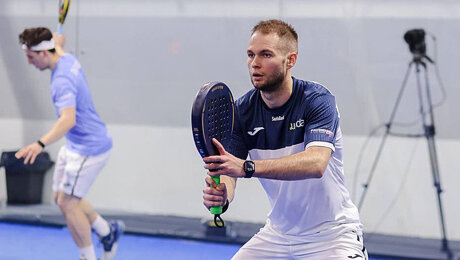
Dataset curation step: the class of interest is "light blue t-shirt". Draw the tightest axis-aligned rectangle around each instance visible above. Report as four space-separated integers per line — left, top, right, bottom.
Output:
50 54 112 156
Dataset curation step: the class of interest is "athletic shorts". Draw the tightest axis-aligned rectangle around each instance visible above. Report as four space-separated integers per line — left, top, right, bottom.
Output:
52 146 110 198
232 223 368 260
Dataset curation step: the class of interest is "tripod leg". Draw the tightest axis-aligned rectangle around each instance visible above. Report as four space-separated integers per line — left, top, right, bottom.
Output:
357 62 413 210
416 62 452 259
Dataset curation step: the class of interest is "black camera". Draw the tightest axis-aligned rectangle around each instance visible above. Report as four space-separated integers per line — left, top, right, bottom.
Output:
403 29 427 57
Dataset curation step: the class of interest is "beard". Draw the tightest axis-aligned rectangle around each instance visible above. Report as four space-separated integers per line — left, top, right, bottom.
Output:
250 60 287 93
251 69 285 93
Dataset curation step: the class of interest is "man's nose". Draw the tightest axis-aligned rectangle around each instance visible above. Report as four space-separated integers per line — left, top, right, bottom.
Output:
251 56 260 68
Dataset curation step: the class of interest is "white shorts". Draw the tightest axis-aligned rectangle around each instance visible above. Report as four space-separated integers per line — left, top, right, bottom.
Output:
52 146 110 198
232 224 368 260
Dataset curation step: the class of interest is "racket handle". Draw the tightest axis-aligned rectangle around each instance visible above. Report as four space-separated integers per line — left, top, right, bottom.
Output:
57 24 63 35
210 175 223 215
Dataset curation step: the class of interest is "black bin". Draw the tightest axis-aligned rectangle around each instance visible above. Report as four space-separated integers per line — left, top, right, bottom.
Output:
0 151 54 204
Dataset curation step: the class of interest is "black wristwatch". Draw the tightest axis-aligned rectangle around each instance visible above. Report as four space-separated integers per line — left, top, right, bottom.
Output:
243 160 255 178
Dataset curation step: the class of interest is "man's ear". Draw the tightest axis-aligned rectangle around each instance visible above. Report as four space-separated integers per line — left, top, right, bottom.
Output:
286 52 297 69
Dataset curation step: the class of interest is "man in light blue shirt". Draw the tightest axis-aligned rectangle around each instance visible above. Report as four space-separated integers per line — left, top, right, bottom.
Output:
17 27 122 260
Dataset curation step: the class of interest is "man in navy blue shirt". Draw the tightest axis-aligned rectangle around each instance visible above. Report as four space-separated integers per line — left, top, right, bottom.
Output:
202 19 367 259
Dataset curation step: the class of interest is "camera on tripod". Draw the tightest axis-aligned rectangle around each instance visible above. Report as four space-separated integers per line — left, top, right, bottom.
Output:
359 28 453 259
403 29 433 63
404 29 426 56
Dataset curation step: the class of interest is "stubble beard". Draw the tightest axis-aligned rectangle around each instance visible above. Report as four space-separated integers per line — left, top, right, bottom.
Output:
251 69 286 93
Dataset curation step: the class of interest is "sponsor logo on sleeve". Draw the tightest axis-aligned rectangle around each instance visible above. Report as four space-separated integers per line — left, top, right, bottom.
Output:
57 93 73 103
310 128 334 137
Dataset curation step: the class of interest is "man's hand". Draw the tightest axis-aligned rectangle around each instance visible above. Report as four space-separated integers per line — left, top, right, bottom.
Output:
15 142 43 164
203 138 245 178
53 32 66 55
202 176 228 210
53 32 66 48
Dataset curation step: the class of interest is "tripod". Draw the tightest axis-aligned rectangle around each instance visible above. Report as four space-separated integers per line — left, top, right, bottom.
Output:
357 56 453 259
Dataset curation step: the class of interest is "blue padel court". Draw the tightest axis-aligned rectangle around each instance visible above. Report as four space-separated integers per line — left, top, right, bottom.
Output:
0 222 242 260
1 205 459 260
0 222 394 260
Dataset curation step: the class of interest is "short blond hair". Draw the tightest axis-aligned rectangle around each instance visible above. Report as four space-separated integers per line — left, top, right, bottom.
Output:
252 19 298 54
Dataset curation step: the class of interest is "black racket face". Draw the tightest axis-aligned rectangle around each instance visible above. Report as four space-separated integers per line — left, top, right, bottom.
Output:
191 82 235 158
59 0 71 24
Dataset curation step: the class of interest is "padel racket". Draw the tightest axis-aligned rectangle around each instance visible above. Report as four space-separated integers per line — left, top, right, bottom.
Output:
57 0 71 35
191 81 235 227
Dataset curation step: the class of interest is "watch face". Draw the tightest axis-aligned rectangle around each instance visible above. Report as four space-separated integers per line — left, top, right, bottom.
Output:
245 161 255 173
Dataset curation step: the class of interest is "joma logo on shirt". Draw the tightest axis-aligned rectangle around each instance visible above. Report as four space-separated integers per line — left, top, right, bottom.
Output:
289 119 304 130
248 127 264 136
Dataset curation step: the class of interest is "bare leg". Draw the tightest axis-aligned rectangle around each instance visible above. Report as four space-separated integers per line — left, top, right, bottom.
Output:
80 199 98 224
56 191 93 248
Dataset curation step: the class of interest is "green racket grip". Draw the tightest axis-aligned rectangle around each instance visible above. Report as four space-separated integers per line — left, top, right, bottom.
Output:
210 175 222 215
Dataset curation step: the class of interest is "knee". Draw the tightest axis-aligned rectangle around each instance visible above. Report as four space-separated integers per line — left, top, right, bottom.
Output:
56 194 79 214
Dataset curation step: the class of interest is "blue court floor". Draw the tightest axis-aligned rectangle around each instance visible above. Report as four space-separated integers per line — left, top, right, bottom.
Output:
0 222 389 260
0 222 240 260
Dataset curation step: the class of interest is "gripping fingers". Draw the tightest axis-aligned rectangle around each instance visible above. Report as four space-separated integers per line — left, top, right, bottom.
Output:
203 185 223 196
203 195 221 208
203 191 225 208
205 176 216 187
203 180 226 209
204 162 224 172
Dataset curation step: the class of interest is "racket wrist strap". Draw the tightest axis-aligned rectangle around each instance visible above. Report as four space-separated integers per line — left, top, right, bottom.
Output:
214 214 224 228
212 200 229 228
221 199 229 214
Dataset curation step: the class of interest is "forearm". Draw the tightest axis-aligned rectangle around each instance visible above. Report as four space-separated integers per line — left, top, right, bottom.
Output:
205 140 331 184
253 148 331 180
220 175 236 203
40 115 75 146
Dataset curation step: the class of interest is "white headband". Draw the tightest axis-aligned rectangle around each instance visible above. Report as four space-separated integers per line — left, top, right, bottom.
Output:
22 38 55 51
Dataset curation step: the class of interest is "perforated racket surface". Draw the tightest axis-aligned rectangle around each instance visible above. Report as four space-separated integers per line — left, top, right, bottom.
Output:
191 82 235 218
192 82 235 159
57 0 71 34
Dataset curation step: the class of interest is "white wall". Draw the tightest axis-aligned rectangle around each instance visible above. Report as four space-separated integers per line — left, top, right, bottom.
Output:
1 0 459 241
2 120 458 240
344 136 460 240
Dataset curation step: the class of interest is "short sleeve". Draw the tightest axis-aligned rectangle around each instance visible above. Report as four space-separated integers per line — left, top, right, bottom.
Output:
51 76 76 112
304 94 339 151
